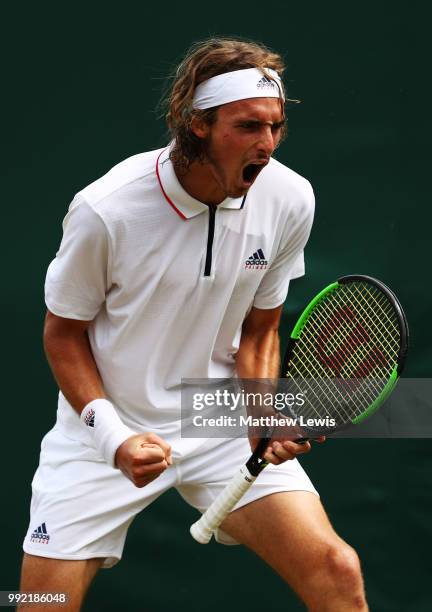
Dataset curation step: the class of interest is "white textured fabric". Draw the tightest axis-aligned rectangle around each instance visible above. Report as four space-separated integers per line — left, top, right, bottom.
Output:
80 399 135 468
45 145 314 458
23 429 318 567
192 67 284 109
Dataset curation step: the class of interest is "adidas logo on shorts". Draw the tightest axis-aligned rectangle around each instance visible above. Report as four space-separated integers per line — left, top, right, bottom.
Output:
245 249 268 269
30 522 50 544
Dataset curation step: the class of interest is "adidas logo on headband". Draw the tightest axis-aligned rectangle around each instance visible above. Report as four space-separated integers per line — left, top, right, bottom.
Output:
257 76 276 89
192 67 284 110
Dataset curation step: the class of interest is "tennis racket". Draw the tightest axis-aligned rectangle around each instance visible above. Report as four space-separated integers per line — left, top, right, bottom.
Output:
190 274 409 544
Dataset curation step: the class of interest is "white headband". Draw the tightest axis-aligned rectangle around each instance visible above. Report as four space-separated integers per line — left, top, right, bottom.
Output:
192 67 285 110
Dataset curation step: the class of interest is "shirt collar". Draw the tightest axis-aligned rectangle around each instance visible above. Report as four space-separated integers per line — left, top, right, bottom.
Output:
156 147 246 220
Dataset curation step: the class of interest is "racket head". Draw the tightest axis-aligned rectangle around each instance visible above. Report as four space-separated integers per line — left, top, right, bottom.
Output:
280 275 409 436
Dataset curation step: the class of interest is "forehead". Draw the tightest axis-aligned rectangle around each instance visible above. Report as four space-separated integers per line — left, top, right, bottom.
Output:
217 97 283 122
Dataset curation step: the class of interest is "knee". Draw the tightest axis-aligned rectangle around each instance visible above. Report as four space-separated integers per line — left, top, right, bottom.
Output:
326 542 362 584
325 543 366 608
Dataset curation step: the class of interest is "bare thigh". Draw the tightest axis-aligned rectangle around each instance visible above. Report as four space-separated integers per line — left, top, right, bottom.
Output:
19 553 103 612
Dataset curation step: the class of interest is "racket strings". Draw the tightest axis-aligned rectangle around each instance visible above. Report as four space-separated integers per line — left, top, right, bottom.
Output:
356 285 400 336
306 283 399 377
296 328 383 407
287 337 376 425
287 361 353 424
288 336 356 420
303 284 398 383
343 285 400 354
312 289 397 370
304 310 379 379
285 282 401 425
297 312 389 389
306 303 391 384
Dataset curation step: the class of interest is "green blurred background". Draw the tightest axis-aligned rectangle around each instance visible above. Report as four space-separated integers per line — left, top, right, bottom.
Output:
3 2 431 610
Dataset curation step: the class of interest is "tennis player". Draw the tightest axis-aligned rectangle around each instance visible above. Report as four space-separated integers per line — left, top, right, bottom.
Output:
20 38 368 611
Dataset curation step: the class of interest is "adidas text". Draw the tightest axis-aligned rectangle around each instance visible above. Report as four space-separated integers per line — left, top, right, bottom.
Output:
30 522 50 544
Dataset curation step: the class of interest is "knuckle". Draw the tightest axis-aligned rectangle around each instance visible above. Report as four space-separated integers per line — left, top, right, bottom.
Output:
145 461 167 476
153 463 167 475
268 455 282 465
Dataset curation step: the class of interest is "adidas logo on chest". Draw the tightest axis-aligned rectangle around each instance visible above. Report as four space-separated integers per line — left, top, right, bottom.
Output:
245 249 268 270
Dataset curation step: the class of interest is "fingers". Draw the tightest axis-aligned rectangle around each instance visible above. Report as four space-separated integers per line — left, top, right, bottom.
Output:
134 443 167 464
142 433 172 465
263 439 312 465
129 453 169 488
115 433 173 487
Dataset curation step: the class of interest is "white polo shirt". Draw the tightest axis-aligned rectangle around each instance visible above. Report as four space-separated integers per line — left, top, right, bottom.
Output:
45 145 315 455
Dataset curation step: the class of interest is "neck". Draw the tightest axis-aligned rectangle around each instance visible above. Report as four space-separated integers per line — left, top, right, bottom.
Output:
174 160 226 206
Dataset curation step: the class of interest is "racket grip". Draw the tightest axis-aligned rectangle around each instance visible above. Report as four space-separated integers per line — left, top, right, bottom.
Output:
190 466 257 544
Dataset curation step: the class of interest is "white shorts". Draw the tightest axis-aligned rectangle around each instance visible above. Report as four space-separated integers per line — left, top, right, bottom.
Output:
23 427 318 568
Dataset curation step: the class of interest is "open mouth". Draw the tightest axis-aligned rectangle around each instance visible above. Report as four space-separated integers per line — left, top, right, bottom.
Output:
242 162 267 185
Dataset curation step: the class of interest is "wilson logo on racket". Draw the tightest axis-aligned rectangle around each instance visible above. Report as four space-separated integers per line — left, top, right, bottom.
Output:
316 305 389 378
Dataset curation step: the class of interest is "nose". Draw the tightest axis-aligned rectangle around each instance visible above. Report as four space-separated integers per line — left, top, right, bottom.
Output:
257 126 276 156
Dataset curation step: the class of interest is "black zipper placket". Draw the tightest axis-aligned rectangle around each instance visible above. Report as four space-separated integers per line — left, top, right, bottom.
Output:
204 204 216 277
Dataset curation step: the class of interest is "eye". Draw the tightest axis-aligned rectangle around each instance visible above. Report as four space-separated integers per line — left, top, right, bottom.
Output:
238 122 260 131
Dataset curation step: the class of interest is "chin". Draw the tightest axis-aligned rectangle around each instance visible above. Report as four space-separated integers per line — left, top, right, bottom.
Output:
227 186 248 198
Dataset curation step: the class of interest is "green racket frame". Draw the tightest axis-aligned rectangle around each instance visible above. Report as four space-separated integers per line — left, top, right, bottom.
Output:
282 274 409 427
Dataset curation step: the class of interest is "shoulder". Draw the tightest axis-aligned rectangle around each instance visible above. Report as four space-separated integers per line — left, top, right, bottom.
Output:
74 148 163 215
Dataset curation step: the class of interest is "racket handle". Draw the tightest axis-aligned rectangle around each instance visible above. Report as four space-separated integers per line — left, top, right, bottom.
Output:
190 466 257 544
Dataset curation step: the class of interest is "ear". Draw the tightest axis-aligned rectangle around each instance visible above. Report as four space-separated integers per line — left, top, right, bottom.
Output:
190 115 210 139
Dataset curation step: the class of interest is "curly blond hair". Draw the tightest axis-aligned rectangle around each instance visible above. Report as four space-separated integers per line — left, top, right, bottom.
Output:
161 38 287 172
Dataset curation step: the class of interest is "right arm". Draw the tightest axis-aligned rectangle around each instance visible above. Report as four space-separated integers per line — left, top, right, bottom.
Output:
44 310 172 486
44 199 171 484
43 311 105 412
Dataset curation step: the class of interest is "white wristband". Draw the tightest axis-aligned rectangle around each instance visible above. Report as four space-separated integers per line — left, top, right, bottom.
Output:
80 399 136 468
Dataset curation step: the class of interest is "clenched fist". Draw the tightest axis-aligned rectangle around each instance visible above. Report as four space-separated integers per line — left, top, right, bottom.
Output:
115 432 172 487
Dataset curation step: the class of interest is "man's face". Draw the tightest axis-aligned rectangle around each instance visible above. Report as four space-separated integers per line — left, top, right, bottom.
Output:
199 97 285 199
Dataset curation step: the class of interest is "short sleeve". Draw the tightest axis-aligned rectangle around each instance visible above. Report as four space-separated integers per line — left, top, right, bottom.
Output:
253 186 315 310
44 196 111 320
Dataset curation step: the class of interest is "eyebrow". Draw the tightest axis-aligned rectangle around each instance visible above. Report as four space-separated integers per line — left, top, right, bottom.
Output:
235 118 285 128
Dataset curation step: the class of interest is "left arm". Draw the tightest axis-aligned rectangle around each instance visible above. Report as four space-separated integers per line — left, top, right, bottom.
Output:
236 305 282 380
236 305 316 464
